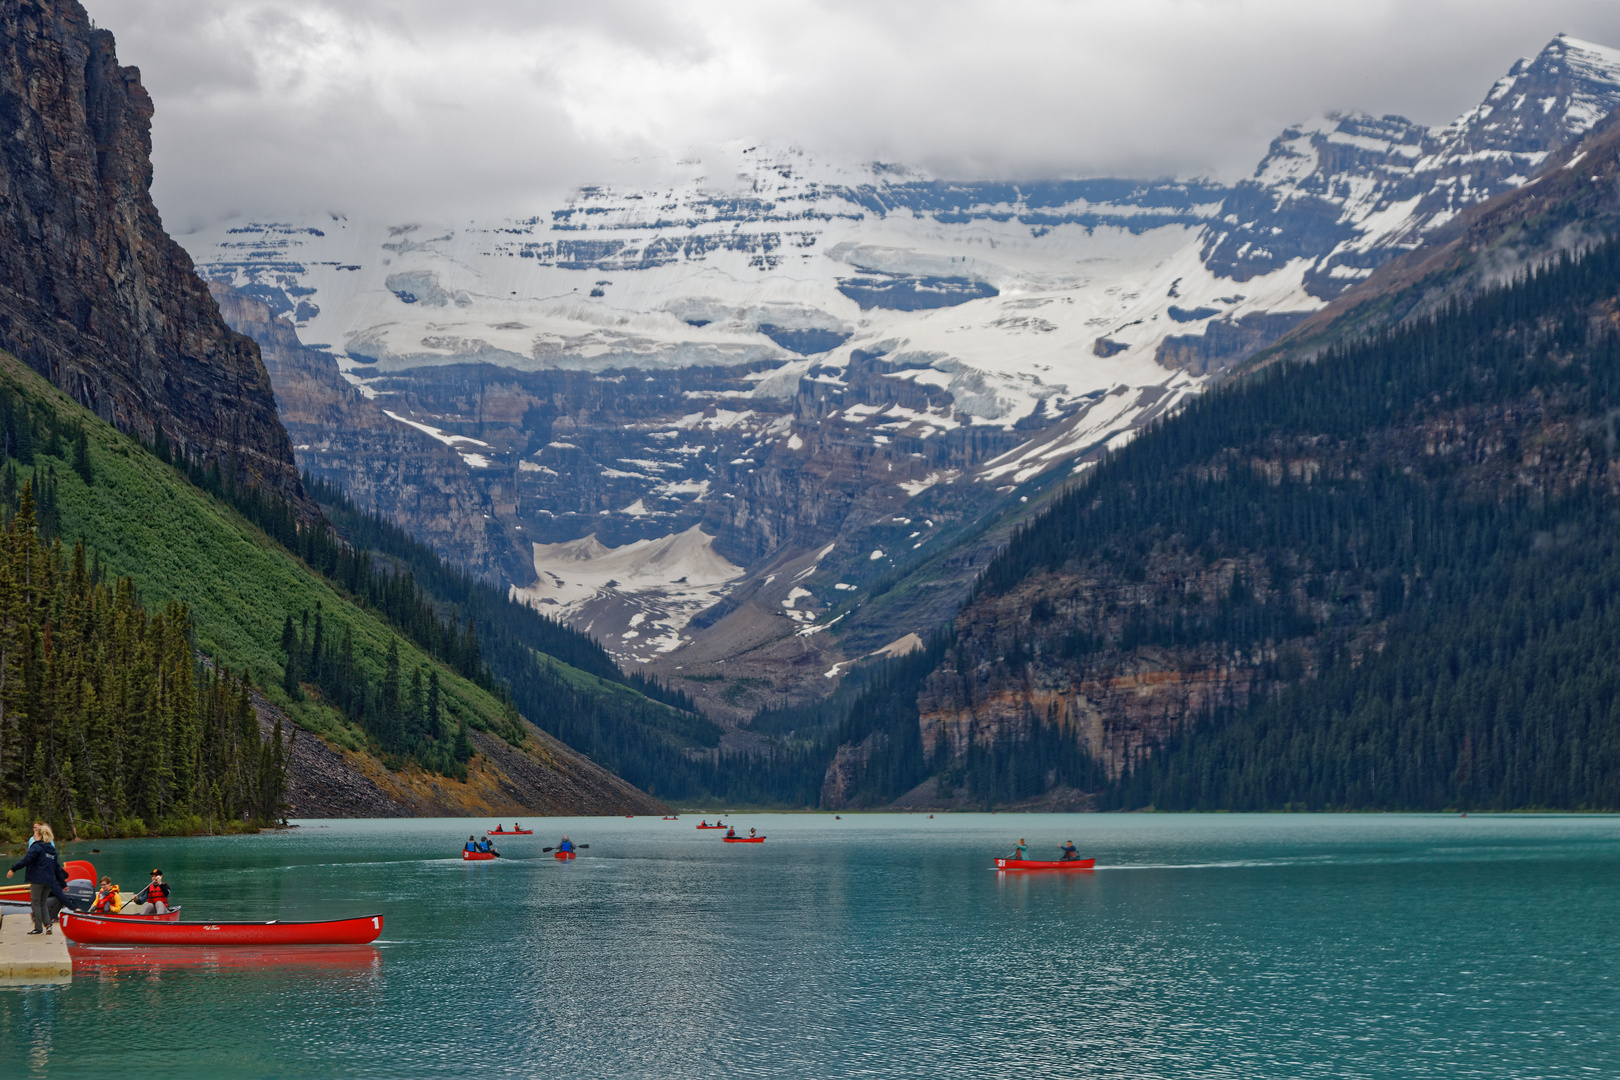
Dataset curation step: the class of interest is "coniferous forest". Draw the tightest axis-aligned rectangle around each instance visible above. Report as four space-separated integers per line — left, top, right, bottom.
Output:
0 478 285 837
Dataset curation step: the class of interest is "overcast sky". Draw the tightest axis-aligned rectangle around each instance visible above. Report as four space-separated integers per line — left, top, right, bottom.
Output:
94 0 1620 232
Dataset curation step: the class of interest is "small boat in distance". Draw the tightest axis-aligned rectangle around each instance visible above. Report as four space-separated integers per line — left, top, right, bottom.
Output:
487 828 533 835
994 858 1095 871
59 911 383 946
723 836 766 843
696 821 728 829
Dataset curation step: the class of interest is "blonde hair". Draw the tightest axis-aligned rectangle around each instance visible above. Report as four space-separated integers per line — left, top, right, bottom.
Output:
37 824 54 844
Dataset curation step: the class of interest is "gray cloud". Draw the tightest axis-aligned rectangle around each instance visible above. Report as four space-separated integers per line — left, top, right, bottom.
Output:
93 0 1620 231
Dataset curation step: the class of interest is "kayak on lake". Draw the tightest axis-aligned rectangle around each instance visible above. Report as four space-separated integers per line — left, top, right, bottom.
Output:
696 822 727 829
994 858 1095 870
59 910 382 946
723 836 766 843
487 827 533 835
462 850 499 861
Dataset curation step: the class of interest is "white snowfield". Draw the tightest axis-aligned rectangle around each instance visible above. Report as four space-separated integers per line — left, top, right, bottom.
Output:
185 35 1620 443
181 35 1620 657
509 526 744 663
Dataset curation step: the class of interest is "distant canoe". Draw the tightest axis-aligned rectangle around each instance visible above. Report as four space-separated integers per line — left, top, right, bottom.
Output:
59 910 382 946
723 836 766 843
487 829 532 835
994 858 1094 870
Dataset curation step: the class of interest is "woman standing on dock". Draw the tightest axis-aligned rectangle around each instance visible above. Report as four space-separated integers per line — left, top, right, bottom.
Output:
5 823 69 934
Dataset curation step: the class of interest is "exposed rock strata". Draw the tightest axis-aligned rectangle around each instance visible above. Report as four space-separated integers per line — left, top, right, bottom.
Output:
0 0 302 504
212 284 529 585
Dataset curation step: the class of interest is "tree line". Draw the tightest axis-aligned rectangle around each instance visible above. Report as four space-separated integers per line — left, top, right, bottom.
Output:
0 480 285 837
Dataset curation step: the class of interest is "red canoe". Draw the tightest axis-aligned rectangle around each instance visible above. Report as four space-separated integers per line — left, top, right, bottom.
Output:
994 858 1095 870
723 836 766 843
462 850 499 861
59 910 383 946
695 824 728 830
554 850 576 860
487 829 532 835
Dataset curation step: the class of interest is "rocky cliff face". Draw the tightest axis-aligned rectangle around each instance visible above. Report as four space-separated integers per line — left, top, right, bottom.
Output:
210 284 528 585
0 0 301 503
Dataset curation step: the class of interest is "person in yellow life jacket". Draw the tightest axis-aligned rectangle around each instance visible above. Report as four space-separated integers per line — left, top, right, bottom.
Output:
135 869 172 914
90 877 121 914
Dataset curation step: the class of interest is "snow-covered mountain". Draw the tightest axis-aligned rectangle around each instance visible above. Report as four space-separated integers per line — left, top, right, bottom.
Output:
187 34 1620 711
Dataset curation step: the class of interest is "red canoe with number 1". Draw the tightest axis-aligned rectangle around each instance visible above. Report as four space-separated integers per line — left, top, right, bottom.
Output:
994 858 1095 870
58 910 383 946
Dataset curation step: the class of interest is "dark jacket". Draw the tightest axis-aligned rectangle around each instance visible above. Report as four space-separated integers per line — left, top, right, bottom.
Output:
9 841 64 886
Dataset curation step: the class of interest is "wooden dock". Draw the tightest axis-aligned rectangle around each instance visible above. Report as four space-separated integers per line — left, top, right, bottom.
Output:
0 907 72 986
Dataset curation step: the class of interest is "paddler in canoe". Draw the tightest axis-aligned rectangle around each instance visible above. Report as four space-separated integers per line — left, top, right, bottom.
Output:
725 826 736 838
1008 839 1029 862
134 869 173 915
1059 840 1082 862
464 835 479 853
556 836 575 855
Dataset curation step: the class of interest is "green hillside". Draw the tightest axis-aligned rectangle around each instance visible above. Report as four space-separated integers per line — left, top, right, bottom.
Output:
0 350 672 803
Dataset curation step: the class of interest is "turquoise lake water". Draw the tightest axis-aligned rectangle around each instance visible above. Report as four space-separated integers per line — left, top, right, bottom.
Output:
2 813 1617 1078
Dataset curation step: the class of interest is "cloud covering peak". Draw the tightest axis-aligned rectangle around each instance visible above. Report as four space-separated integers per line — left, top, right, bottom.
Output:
97 0 1620 231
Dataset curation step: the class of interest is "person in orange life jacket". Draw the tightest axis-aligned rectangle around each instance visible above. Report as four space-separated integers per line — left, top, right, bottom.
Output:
557 836 574 853
1059 841 1080 862
135 869 172 914
90 877 122 914
724 827 736 839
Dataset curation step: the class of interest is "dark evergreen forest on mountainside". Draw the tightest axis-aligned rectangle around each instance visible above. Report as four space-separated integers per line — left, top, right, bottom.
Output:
0 393 285 837
979 240 1620 810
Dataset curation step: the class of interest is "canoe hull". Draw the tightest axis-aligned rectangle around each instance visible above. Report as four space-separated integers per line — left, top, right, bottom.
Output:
462 851 499 861
59 911 383 946
554 851 575 860
487 829 532 835
695 825 727 830
994 858 1095 870
723 837 765 843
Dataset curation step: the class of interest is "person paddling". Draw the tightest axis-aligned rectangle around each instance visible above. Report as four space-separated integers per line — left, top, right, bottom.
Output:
1059 840 1080 862
135 869 172 915
465 835 479 852
1008 838 1028 862
725 826 736 839
557 836 575 854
